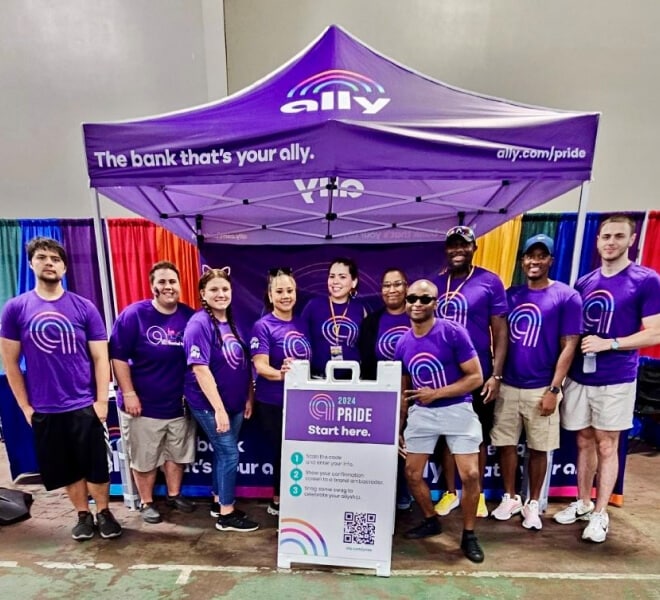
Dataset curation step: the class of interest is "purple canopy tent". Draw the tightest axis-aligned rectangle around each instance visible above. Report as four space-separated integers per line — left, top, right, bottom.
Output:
82 25 599 249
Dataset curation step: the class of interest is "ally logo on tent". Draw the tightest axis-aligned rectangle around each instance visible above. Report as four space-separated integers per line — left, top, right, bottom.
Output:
280 69 391 115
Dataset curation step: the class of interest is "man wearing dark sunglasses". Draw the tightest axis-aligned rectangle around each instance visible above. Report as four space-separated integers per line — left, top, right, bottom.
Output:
394 280 485 563
431 225 508 520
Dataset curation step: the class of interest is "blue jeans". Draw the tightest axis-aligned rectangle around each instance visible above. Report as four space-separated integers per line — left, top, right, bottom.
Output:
190 408 244 506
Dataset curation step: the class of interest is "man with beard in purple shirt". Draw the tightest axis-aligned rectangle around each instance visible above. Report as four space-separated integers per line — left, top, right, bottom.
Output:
491 234 581 530
110 261 196 524
0 237 122 541
395 279 485 563
432 225 508 519
555 215 660 543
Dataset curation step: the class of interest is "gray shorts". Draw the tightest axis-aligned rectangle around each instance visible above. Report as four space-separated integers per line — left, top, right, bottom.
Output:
404 402 482 455
120 412 196 472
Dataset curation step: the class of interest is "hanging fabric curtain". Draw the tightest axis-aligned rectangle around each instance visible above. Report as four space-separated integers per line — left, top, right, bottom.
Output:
106 218 158 313
17 220 66 293
59 219 105 318
155 227 201 309
640 211 660 359
551 213 578 284
473 215 522 288
511 214 561 285
0 220 21 310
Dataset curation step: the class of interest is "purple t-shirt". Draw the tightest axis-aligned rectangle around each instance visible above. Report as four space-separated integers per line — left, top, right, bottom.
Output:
250 313 311 406
375 312 411 361
183 311 251 414
0 291 107 413
301 296 365 375
504 282 582 388
109 300 194 419
569 263 660 385
433 267 507 378
394 318 477 408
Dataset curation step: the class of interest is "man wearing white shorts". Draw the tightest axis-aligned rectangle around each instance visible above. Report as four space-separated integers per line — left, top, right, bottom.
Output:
556 215 660 542
394 279 485 563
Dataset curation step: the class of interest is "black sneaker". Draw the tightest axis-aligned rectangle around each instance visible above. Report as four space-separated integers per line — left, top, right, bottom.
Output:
166 494 196 513
140 503 162 524
404 516 442 539
461 532 485 563
267 501 280 516
72 511 95 541
210 501 245 519
96 508 122 539
215 511 259 532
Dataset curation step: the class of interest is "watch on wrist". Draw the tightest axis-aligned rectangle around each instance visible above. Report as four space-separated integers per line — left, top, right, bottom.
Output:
548 385 561 394
610 338 620 351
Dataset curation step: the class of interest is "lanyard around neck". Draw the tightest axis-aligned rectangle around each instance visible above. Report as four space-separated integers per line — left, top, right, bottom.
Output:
328 297 350 342
441 266 475 317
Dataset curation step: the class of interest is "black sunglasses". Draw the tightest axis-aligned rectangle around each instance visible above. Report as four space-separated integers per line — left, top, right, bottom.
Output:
405 294 436 305
268 267 293 277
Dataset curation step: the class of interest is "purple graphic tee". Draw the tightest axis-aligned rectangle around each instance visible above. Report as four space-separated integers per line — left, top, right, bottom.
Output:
433 267 507 378
0 291 107 413
183 311 251 414
301 296 365 375
109 300 194 419
375 312 411 361
504 282 582 388
394 319 477 408
569 263 660 385
250 313 311 406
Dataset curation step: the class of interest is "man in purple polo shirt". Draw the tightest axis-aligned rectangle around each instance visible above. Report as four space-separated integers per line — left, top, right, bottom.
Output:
395 279 485 563
109 261 196 524
491 234 581 530
432 225 508 518
0 237 122 541
556 214 660 542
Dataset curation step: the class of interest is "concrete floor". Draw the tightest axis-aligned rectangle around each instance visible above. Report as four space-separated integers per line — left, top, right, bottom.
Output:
0 441 659 600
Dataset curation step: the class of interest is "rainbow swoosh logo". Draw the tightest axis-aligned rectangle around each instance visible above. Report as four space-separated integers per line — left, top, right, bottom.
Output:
279 518 329 556
309 392 335 421
286 69 385 98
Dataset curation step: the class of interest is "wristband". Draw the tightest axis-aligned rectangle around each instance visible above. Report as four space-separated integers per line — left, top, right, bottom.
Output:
123 391 137 397
492 375 503 381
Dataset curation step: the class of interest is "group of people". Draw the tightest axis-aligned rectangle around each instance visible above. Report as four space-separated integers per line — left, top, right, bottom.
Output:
0 214 658 564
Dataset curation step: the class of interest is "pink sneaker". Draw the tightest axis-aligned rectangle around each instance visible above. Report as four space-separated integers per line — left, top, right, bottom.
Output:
492 493 523 521
521 500 542 530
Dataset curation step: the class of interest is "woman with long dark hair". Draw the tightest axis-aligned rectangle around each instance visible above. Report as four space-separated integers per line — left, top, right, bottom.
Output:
250 268 311 516
183 268 259 532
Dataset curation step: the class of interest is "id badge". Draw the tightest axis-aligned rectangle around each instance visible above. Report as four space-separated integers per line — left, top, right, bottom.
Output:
330 345 344 361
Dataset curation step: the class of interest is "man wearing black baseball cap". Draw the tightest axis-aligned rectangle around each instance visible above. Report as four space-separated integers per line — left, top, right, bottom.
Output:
431 225 508 519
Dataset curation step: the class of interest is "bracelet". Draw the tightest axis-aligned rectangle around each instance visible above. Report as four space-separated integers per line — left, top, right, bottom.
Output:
123 391 137 397
492 375 503 381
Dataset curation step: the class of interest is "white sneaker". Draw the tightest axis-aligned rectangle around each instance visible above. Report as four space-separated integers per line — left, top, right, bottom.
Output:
492 493 523 521
582 510 609 543
521 499 542 530
554 499 595 525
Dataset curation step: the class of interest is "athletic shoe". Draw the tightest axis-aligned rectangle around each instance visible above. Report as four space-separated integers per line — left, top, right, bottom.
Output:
476 493 489 518
210 501 245 519
96 508 123 539
267 501 280 516
396 496 413 511
491 493 523 521
582 510 609 543
71 511 95 541
140 503 162 524
553 499 595 525
166 494 196 513
521 499 542 530
434 491 460 516
404 516 442 539
215 511 259 532
461 532 485 563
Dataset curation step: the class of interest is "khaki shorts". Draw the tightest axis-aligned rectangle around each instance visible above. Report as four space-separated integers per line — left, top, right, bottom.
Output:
491 383 560 452
120 412 196 472
560 377 636 432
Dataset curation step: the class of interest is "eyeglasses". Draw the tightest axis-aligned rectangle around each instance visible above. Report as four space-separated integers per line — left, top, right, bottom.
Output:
268 267 293 277
382 280 406 290
405 294 437 305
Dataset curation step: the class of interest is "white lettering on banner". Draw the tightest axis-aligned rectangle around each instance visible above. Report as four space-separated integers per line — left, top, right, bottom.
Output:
293 177 364 204
336 407 373 423
280 92 391 115
496 145 588 163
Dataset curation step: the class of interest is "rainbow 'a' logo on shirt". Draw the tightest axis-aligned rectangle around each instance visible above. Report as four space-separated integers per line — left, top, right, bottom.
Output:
29 311 76 354
583 290 614 334
509 303 542 347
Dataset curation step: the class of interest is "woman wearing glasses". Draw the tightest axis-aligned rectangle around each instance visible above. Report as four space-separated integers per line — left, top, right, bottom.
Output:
183 268 259 532
302 257 366 378
358 268 413 509
250 268 311 516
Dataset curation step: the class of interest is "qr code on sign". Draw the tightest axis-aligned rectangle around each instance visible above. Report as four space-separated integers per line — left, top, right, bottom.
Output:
343 511 376 545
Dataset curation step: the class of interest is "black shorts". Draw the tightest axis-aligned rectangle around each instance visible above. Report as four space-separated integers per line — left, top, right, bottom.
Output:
31 405 110 491
470 385 495 445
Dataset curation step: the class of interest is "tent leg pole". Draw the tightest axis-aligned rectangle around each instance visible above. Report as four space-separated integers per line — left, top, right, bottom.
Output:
569 181 591 286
